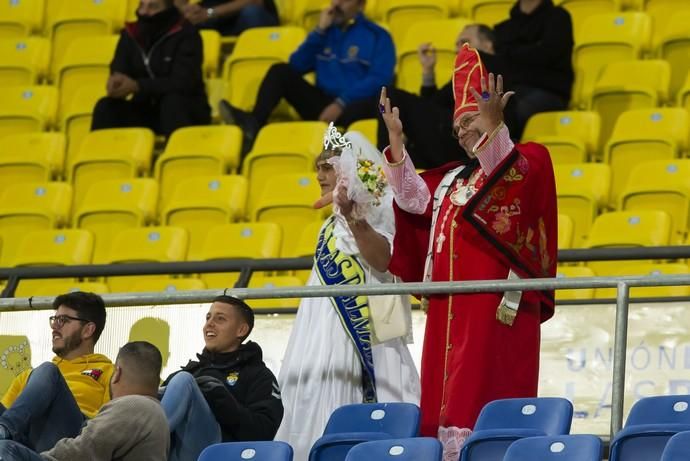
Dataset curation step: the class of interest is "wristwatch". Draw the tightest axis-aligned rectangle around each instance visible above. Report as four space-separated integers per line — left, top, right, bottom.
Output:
207 7 216 18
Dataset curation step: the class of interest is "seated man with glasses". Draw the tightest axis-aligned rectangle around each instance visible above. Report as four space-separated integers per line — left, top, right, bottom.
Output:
0 292 113 452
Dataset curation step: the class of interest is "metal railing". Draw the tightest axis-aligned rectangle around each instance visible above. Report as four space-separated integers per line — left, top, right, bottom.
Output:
2 273 690 441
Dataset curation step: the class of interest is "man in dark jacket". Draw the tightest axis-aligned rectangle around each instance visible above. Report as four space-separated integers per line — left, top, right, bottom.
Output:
219 0 395 156
159 295 283 461
376 24 501 168
91 0 211 137
176 0 279 36
494 0 574 140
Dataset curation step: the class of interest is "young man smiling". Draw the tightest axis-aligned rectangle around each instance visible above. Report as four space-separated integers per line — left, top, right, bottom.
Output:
160 295 283 461
0 292 113 452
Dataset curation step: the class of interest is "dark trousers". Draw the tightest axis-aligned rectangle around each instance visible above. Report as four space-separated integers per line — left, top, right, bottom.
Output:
199 4 278 36
91 93 211 137
376 87 466 169
253 63 378 128
504 84 569 141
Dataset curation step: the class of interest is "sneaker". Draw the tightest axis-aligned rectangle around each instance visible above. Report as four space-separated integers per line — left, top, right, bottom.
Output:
219 100 259 156
0 423 12 440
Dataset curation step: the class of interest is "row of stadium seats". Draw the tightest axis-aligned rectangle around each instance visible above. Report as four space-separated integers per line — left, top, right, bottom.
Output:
199 394 690 461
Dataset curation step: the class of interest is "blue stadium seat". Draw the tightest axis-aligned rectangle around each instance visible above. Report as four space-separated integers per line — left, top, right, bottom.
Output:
503 435 603 461
660 430 690 461
344 437 443 461
459 397 574 461
309 403 420 461
198 441 293 461
610 395 690 461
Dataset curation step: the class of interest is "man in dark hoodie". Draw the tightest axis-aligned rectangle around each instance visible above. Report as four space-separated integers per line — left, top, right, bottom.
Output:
91 0 211 137
494 0 574 140
159 295 283 461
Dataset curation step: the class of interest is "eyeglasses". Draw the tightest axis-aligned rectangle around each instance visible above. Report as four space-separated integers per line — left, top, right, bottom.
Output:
452 113 480 139
49 315 91 328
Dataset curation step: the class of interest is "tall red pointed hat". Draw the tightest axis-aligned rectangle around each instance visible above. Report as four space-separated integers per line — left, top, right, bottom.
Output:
453 42 487 122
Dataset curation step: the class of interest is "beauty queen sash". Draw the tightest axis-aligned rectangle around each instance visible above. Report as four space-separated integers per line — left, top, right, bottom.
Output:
315 216 377 403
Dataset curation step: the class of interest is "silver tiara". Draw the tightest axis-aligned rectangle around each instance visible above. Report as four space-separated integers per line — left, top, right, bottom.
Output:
323 122 351 151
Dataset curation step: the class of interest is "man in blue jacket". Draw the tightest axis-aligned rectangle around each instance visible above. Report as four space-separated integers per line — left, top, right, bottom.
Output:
220 0 395 155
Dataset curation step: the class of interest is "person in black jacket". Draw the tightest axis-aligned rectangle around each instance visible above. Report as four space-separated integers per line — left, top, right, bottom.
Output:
494 0 574 140
176 0 279 36
375 24 500 168
159 295 283 461
91 0 211 137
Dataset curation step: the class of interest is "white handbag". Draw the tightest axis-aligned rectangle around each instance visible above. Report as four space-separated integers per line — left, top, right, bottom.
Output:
369 286 410 344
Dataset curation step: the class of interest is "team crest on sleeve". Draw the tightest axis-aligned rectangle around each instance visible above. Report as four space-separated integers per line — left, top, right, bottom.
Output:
81 369 103 381
226 372 239 386
347 45 359 58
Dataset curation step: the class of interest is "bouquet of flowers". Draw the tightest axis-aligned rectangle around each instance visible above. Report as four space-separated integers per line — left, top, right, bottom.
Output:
356 158 388 206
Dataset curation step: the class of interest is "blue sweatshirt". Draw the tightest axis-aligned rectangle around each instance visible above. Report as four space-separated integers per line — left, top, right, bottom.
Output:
288 13 396 106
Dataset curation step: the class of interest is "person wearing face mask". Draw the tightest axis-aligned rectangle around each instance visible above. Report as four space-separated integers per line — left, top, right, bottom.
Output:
159 296 283 461
219 0 395 156
379 44 558 461
0 292 113 453
91 0 211 138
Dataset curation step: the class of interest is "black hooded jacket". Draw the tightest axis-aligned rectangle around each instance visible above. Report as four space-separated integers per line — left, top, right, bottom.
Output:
163 341 283 442
110 8 208 106
494 0 574 100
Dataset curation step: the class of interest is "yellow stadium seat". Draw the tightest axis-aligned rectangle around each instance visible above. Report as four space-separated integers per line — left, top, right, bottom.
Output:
290 0 329 30
15 281 108 298
679 73 690 115
586 210 672 274
0 86 57 140
60 83 105 163
246 275 303 310
126 277 207 293
593 262 690 298
292 220 321 282
572 12 651 109
45 0 125 77
243 121 327 216
73 178 159 264
12 229 93 266
522 111 600 163
396 18 469 94
0 182 72 266
222 26 306 111
199 29 221 78
0 335 31 395
0 0 44 37
162 175 248 261
347 119 379 149
200 222 282 289
558 214 574 249
657 11 690 99
378 0 449 45
69 127 155 211
555 163 610 247
461 0 513 26
0 132 65 197
590 60 670 150
254 173 322 257
604 108 687 207
645 0 690 49
555 266 595 300
0 37 50 86
619 159 690 244
557 0 621 41
105 226 188 293
154 125 242 208
55 35 118 120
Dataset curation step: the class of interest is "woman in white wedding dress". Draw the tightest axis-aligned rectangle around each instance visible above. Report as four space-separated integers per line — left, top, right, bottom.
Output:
275 126 420 461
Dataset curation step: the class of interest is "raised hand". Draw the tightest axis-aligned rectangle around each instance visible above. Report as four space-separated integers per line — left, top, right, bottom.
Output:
379 86 404 162
417 42 436 74
468 73 514 135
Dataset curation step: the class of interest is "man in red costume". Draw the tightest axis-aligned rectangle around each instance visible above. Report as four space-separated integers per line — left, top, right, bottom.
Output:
379 43 558 460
